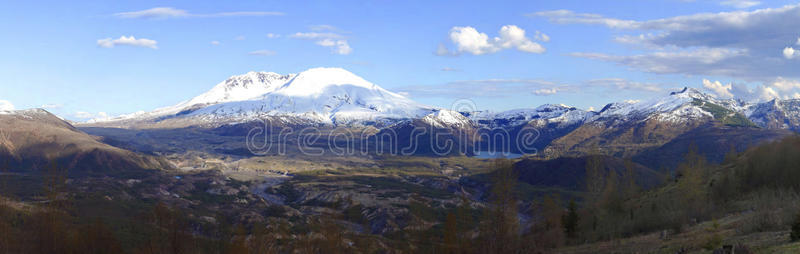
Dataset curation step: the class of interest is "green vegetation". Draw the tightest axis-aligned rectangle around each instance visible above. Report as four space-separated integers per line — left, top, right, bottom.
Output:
692 98 758 127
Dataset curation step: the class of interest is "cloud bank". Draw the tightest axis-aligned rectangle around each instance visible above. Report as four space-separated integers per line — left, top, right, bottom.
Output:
97 36 158 49
531 4 800 80
290 31 352 55
114 7 283 19
247 50 276 56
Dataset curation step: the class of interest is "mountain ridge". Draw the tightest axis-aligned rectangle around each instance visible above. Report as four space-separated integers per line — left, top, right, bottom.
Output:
70 68 800 160
0 108 171 172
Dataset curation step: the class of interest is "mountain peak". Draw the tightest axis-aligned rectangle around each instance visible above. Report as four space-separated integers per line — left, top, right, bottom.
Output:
182 71 295 107
669 87 705 97
277 67 376 97
535 103 576 112
670 87 689 95
422 109 472 128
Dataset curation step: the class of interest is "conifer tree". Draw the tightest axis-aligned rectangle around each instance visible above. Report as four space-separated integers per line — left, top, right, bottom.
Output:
562 199 579 239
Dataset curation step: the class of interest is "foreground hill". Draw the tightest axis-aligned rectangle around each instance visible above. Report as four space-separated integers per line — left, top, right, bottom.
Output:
513 156 662 190
553 135 800 253
0 109 170 172
632 124 793 170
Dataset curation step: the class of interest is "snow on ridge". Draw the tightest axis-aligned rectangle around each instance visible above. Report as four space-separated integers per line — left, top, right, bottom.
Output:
87 67 434 125
185 67 434 125
593 86 737 124
466 103 591 128
422 109 471 128
274 67 378 97
185 71 294 106
82 73 786 129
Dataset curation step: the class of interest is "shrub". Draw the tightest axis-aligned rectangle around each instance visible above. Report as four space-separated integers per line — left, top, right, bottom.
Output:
701 219 723 250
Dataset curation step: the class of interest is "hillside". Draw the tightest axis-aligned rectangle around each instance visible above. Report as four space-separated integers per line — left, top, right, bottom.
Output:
513 156 662 190
0 109 170 172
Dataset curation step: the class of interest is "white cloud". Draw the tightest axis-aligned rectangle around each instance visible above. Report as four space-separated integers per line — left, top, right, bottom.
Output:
266 33 280 38
531 4 800 79
533 88 558 95
247 50 276 56
571 48 746 76
97 36 158 49
400 77 669 99
533 31 550 42
585 78 664 92
309 25 338 31
784 47 800 59
113 7 187 19
700 78 800 101
74 111 109 120
530 10 637 29
440 67 460 72
442 25 546 55
448 27 495 55
796 37 800 45
40 103 62 109
720 0 760 9
113 7 283 19
73 111 93 119
315 39 351 55
234 35 245 41
289 31 352 55
769 77 800 92
0 100 14 111
702 79 734 98
210 40 220 46
398 79 564 98
289 32 344 40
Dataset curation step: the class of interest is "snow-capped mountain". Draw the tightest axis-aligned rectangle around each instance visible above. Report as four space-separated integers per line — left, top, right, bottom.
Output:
189 68 433 125
88 67 434 127
468 104 594 128
542 87 760 158
594 87 745 124
421 109 473 128
597 91 698 120
75 74 800 159
746 98 800 131
81 67 800 148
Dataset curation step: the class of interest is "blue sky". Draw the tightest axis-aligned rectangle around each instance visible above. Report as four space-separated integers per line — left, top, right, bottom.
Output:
1 0 799 120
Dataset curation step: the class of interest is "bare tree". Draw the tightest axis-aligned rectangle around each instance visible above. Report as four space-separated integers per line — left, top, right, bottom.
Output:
481 159 520 254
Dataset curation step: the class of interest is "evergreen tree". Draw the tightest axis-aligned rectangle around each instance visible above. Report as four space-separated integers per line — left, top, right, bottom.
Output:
562 199 579 239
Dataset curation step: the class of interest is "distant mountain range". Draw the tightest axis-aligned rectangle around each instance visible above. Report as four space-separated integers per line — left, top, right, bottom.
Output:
0 67 772 169
78 68 800 132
